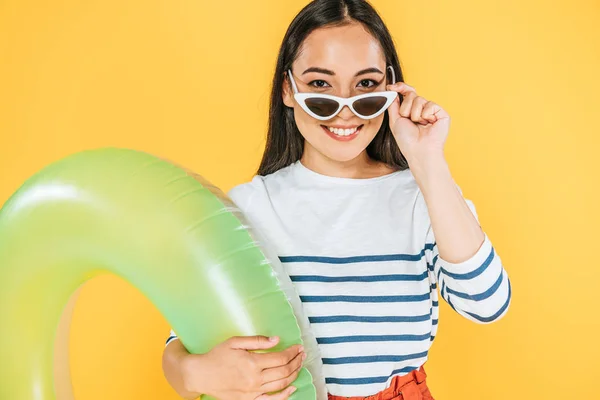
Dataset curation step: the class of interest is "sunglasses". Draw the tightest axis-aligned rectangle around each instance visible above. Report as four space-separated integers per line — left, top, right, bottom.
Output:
286 65 398 121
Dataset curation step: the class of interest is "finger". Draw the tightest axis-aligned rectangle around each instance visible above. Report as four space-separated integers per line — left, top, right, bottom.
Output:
228 335 280 351
387 82 416 96
254 344 303 369
410 97 428 124
261 350 305 385
256 385 297 400
422 101 449 122
399 91 417 118
260 365 301 394
421 101 439 123
387 94 401 126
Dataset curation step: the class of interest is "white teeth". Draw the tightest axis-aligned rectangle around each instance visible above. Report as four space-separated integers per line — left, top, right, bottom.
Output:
327 126 359 136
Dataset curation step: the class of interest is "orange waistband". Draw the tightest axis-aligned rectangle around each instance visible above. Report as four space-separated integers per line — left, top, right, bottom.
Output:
327 366 432 400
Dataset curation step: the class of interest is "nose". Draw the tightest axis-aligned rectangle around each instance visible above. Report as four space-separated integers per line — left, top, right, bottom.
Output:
336 104 355 120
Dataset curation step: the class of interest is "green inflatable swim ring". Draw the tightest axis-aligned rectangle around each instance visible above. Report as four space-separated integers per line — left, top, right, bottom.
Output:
0 148 326 400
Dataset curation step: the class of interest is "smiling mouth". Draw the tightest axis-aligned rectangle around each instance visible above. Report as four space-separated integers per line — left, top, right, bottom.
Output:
321 124 364 138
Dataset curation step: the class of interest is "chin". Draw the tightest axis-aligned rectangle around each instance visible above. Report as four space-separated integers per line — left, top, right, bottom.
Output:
322 148 367 163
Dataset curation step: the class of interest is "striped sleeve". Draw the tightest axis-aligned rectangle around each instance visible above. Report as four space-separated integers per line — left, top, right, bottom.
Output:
426 198 511 324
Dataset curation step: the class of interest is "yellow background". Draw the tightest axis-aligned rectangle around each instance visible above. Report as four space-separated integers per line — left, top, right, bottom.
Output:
1 0 598 398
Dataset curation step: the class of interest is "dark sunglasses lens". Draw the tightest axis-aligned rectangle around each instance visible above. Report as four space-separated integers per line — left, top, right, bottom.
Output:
353 96 387 116
305 97 340 117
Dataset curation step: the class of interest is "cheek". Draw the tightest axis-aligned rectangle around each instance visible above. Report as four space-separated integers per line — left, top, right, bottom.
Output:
293 107 321 137
364 115 385 138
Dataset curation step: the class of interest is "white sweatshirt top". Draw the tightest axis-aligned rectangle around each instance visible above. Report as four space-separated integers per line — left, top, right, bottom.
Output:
166 160 511 397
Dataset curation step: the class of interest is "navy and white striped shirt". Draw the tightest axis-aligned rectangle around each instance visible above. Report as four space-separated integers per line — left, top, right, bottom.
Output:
166 160 511 397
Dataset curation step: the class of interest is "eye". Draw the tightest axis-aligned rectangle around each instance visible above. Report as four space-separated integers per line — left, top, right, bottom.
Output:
308 80 330 88
358 79 379 88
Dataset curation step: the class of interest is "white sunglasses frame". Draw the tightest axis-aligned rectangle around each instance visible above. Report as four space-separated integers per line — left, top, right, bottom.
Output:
286 65 399 121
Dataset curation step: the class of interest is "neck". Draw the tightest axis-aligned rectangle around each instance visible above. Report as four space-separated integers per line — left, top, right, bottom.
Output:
300 143 395 179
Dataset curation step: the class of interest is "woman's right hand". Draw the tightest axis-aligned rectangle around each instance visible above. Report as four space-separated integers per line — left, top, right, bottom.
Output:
180 335 306 400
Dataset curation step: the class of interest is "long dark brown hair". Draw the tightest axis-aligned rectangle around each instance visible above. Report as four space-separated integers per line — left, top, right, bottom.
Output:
257 0 408 176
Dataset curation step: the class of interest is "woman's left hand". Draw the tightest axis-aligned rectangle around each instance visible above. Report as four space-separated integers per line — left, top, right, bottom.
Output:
386 82 450 165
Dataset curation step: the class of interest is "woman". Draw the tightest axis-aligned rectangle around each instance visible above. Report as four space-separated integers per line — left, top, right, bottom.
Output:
162 1 511 399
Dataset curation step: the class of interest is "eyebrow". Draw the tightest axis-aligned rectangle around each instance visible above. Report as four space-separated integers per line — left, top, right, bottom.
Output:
301 67 384 77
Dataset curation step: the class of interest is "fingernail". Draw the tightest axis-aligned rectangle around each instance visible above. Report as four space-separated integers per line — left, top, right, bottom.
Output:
269 336 278 342
302 353 307 361
289 386 297 394
298 346 304 353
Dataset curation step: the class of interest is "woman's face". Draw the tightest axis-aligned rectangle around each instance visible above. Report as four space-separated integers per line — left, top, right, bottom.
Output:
283 22 391 164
